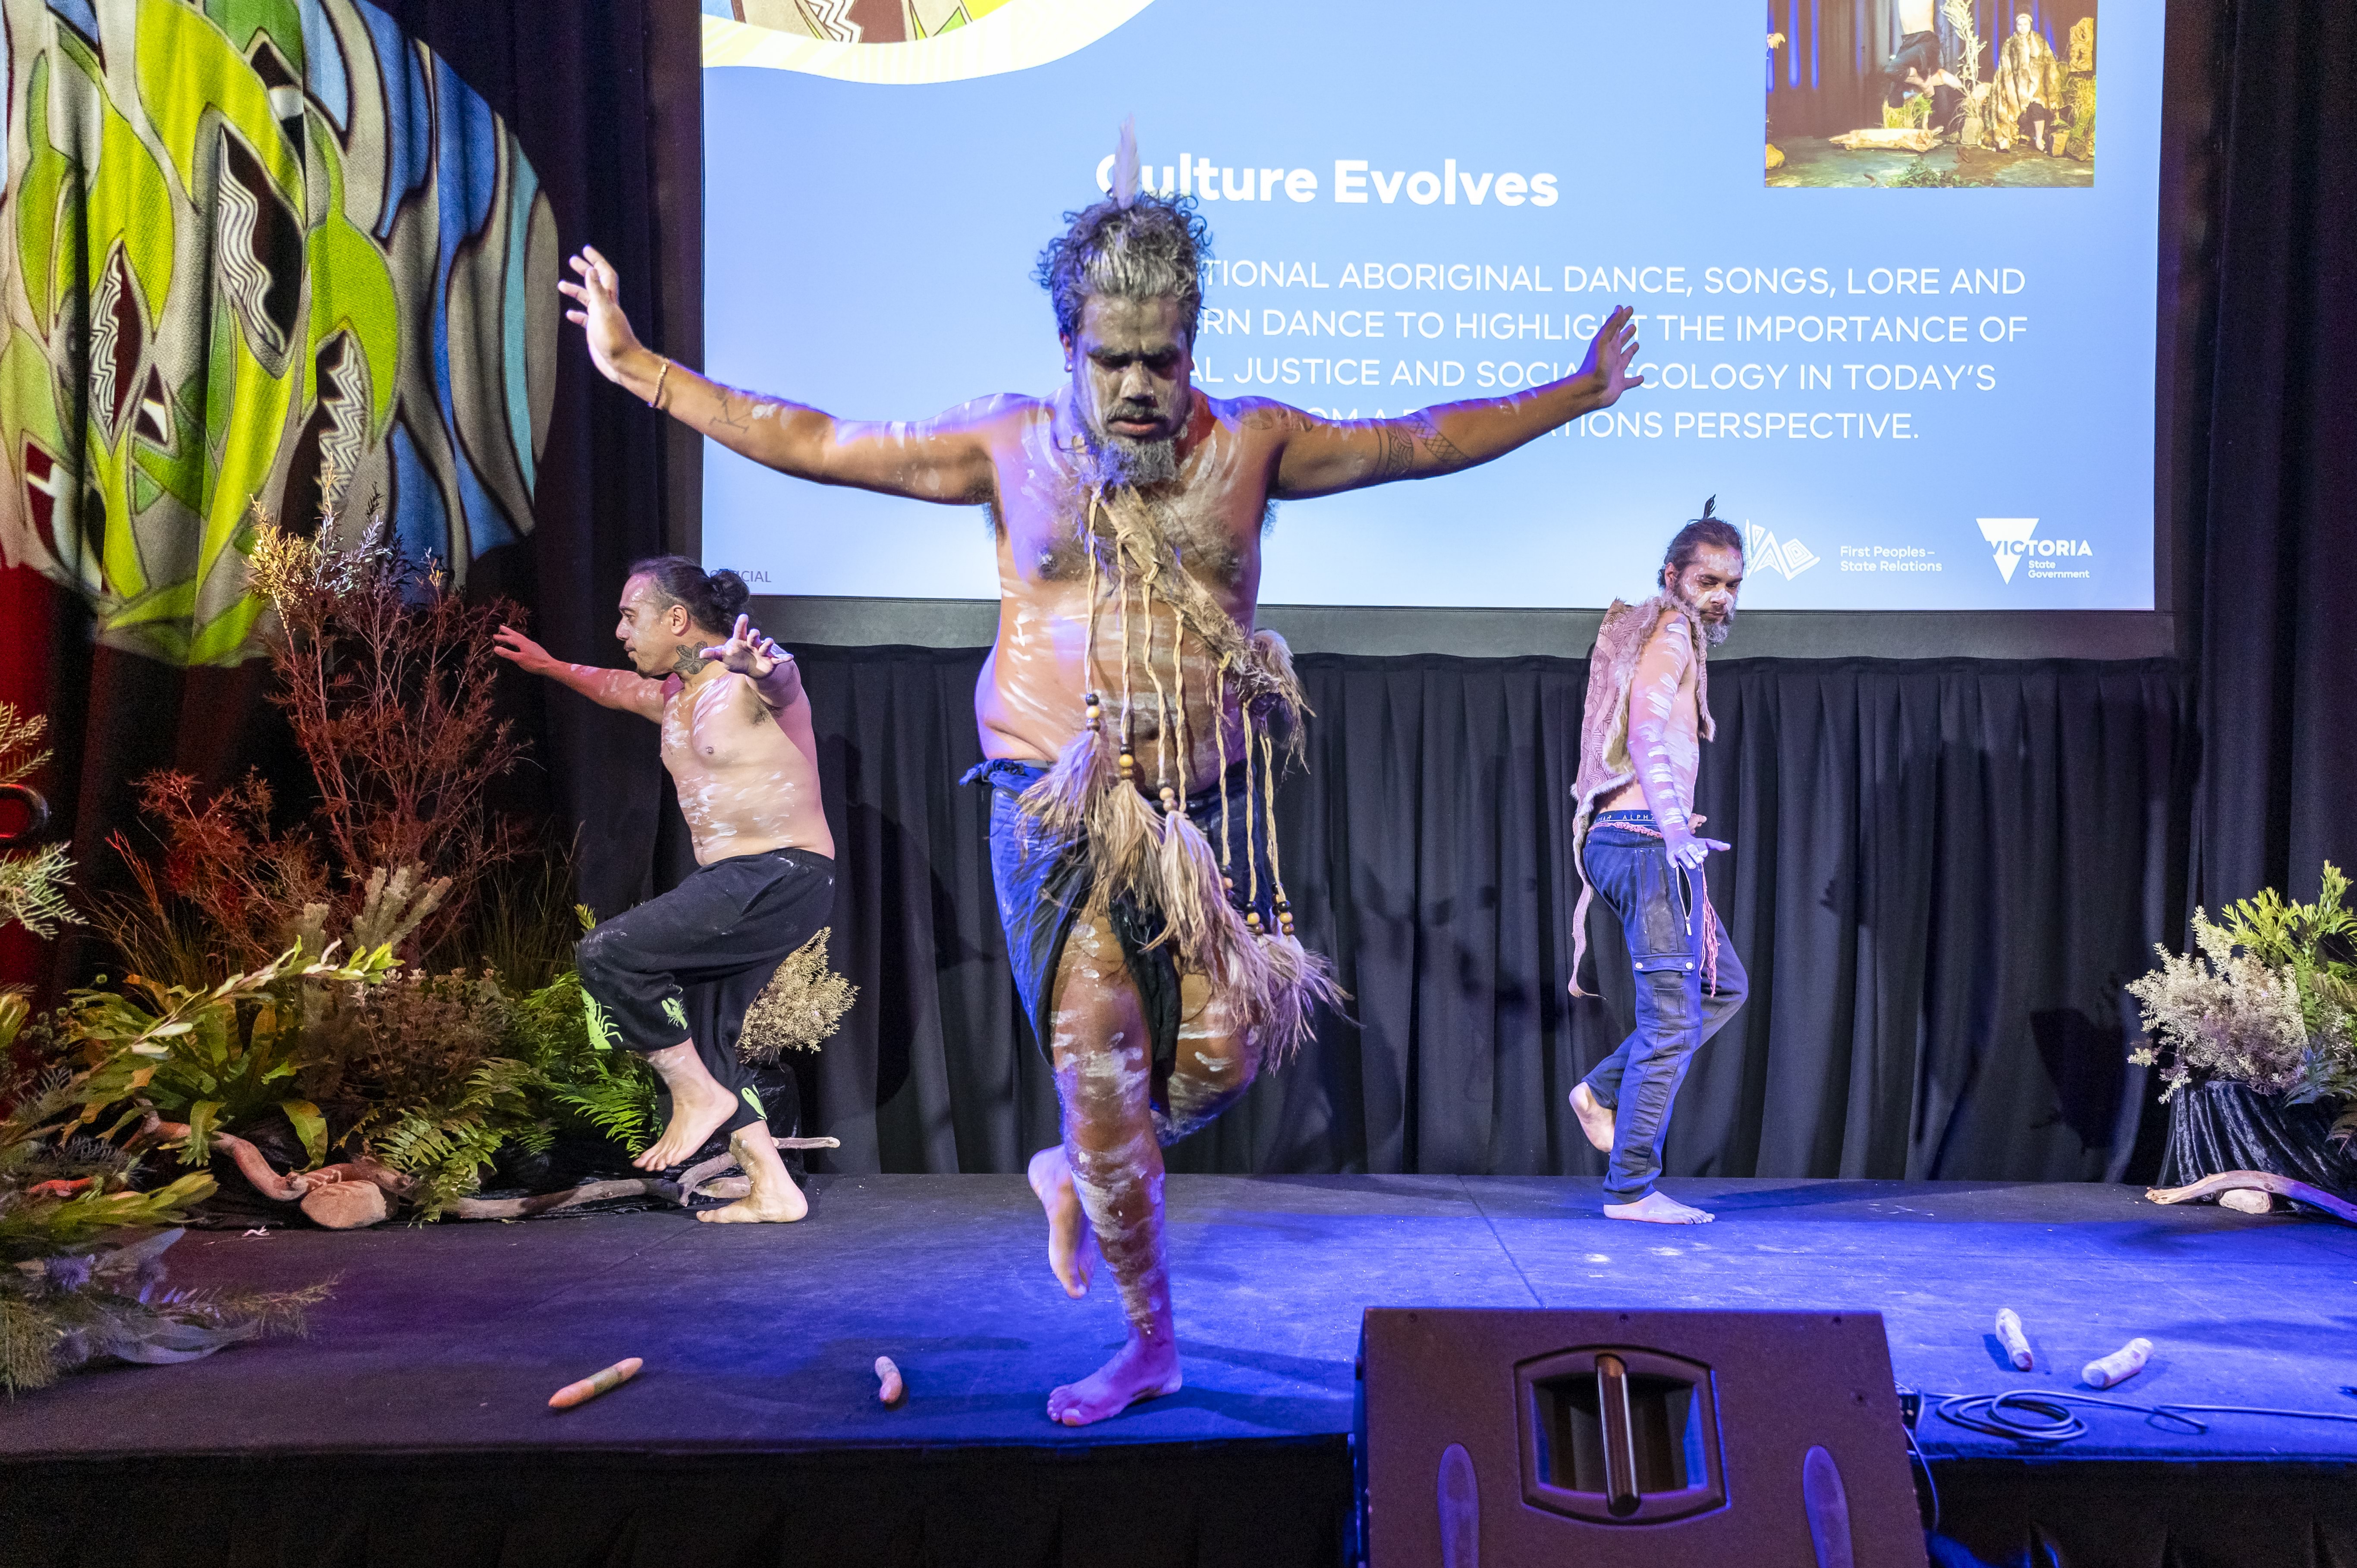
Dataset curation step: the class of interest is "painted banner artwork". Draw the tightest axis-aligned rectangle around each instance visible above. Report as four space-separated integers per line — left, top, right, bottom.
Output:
0 0 558 664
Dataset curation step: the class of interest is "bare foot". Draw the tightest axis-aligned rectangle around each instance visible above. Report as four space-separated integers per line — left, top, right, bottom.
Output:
1570 1084 1616 1153
1604 1191 1715 1224
697 1131 808 1223
1028 1146 1096 1298
635 1079 740 1172
1047 1337 1182 1427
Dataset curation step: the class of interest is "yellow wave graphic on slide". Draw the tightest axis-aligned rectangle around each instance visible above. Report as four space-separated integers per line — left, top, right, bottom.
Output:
705 0 1156 83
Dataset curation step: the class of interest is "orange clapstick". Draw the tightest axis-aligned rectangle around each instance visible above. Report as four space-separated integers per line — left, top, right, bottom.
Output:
550 1357 643 1410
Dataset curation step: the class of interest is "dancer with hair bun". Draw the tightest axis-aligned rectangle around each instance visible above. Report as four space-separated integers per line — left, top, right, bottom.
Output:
494 556 833 1223
1567 503 1750 1225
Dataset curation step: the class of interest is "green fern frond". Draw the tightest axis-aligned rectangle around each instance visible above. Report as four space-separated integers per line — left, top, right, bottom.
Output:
544 1057 658 1156
365 1056 548 1219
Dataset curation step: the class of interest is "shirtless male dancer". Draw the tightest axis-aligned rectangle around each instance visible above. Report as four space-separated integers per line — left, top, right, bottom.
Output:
558 165 1642 1421
493 558 835 1223
1567 503 1750 1225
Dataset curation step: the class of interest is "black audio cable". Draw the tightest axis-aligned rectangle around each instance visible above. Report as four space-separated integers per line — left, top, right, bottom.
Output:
1921 1389 2357 1447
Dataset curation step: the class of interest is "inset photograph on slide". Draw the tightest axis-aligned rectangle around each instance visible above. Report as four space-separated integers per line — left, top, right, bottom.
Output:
1767 1 2097 189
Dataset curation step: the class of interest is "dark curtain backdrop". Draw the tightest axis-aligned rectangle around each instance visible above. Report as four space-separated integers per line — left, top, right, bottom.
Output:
2187 0 2357 914
786 648 2189 1182
1767 0 2100 140
0 0 691 993
2 0 2347 1189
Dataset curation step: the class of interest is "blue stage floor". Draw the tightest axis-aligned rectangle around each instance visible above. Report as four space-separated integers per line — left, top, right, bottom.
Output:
6 1174 2355 1469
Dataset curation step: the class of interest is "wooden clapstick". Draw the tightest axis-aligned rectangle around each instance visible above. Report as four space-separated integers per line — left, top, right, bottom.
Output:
550 1357 643 1409
1994 1307 2033 1370
2081 1337 2153 1389
875 1355 905 1406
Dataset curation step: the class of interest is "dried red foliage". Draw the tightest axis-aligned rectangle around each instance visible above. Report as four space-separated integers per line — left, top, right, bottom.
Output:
109 514 533 971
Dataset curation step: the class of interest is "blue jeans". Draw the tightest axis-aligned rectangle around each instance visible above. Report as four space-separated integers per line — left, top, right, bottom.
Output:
1579 811 1749 1202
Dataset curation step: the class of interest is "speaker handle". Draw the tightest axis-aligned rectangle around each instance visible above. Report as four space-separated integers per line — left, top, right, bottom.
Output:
1596 1354 1641 1516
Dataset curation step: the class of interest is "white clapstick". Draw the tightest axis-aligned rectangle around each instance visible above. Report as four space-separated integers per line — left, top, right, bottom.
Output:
1994 1308 2033 1370
2081 1337 2153 1389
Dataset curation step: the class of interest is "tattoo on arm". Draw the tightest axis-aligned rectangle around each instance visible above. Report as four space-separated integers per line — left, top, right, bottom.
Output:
1404 412 1471 473
706 388 766 436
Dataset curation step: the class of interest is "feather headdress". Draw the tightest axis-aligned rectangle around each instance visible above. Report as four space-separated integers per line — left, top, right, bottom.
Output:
1110 116 1140 207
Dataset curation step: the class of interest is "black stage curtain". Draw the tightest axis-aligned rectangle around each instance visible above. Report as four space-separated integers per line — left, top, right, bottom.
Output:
2187 0 2357 917
788 647 2190 1183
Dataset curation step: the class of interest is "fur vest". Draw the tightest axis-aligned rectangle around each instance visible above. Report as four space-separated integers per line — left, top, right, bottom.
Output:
1568 593 1713 992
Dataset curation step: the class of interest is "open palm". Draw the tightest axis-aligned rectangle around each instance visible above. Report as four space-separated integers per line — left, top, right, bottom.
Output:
1579 305 1645 408
558 245 643 386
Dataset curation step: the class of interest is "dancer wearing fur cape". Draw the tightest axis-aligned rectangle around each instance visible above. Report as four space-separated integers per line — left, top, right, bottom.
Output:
559 125 1645 1425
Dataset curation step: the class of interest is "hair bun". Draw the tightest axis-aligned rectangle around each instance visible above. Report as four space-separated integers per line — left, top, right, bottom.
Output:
710 569 750 616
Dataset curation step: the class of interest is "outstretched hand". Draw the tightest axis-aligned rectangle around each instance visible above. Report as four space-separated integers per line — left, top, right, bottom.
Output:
492 624 553 675
558 245 644 387
1578 305 1644 408
1659 820 1731 872
701 614 786 680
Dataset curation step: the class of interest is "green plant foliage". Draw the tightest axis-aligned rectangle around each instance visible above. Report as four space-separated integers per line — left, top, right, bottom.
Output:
366 1056 549 1219
0 843 79 940
2129 863 2357 1113
441 851 584 990
0 1046 331 1396
509 971 658 1156
1889 159 1983 188
0 704 82 939
60 944 397 1167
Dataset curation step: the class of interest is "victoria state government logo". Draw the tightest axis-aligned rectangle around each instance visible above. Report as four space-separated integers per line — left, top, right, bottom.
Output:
1976 518 2095 584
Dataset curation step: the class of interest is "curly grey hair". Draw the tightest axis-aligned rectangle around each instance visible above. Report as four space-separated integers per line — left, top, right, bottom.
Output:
1034 194 1214 346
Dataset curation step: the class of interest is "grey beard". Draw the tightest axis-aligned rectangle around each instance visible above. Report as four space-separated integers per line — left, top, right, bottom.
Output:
1084 427 1178 489
1699 608 1735 648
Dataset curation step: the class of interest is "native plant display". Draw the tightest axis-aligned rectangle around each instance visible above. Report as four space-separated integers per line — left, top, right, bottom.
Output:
0 1064 323 1396
104 500 529 976
2128 864 2357 1138
15 495 855 1240
0 827 332 1393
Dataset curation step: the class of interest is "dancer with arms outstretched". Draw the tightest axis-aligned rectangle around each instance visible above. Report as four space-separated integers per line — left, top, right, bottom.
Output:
560 151 1643 1421
495 559 833 1223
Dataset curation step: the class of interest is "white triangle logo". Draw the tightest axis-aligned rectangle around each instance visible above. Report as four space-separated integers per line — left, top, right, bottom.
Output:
1977 518 2039 584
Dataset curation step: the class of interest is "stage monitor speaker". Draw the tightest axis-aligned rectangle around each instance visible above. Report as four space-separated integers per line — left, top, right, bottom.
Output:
1353 1307 1925 1568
